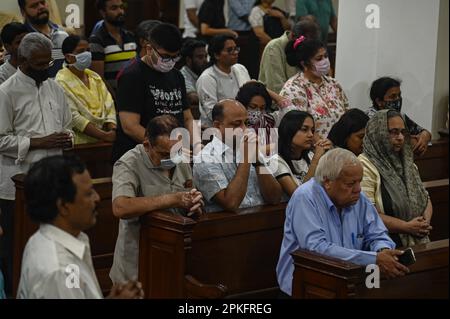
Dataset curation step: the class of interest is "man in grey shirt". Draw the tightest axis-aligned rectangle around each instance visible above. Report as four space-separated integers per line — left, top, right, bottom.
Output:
110 115 204 284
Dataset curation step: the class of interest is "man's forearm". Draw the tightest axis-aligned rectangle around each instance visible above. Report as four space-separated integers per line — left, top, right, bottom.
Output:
220 163 251 210
113 193 179 219
256 166 282 204
123 124 146 143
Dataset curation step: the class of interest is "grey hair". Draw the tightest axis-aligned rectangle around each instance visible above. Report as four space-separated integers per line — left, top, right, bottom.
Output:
18 32 53 60
315 148 361 185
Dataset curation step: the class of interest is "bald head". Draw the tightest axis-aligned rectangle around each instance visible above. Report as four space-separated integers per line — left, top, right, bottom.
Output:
212 99 248 139
212 99 247 123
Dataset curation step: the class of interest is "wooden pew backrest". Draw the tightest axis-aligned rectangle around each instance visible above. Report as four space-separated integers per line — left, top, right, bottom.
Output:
291 239 449 299
139 204 287 299
63 142 113 179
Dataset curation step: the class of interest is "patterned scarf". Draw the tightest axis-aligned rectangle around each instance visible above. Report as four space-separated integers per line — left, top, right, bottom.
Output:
363 110 429 247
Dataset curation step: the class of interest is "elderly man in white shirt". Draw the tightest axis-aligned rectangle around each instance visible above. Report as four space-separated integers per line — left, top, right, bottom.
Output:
17 155 144 299
0 32 72 293
196 35 251 128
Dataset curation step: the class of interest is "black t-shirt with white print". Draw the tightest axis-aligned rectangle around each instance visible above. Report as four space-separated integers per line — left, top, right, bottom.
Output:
112 59 189 163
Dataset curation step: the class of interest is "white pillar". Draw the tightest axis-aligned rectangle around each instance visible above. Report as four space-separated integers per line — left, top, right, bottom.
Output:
335 0 448 137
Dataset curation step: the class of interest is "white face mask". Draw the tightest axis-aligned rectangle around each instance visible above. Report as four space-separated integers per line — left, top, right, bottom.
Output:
70 51 92 71
150 47 177 73
160 150 184 170
312 57 330 77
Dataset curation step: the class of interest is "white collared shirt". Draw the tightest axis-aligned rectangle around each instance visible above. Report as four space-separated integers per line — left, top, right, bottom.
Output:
17 224 102 299
0 69 72 200
196 64 251 127
193 136 265 212
0 59 16 85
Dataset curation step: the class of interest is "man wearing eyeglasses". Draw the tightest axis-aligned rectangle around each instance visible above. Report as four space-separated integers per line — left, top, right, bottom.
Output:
197 34 251 128
0 33 72 294
112 23 195 164
18 0 69 78
89 0 137 95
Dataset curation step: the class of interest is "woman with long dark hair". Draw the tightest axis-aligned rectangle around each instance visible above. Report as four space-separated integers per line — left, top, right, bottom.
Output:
270 110 332 196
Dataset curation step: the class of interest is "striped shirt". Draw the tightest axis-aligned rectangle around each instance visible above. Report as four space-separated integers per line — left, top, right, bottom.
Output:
24 21 68 78
89 23 137 92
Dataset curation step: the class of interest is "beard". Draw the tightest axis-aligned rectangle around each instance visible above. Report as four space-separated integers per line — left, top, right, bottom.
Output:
28 10 50 25
106 14 126 27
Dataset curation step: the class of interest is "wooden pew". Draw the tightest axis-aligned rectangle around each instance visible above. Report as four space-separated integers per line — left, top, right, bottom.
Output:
415 139 449 182
138 204 287 299
12 175 118 297
424 179 449 241
63 142 113 179
291 239 449 299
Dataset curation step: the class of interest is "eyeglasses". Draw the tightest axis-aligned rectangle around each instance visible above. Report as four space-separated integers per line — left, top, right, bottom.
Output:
150 44 181 63
388 128 409 137
28 58 54 70
223 46 240 54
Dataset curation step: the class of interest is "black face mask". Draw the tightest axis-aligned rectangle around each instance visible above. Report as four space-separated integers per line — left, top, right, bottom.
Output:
384 98 402 112
27 66 50 84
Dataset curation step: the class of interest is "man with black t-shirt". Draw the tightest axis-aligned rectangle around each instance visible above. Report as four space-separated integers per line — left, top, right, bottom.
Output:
112 23 195 163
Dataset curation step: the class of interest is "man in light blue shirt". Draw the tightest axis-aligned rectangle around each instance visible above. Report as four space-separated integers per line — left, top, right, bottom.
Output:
228 0 259 79
194 99 282 212
276 148 410 296
228 0 255 32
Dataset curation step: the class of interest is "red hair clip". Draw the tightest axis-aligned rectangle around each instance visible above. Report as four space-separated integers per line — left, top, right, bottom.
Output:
293 35 306 49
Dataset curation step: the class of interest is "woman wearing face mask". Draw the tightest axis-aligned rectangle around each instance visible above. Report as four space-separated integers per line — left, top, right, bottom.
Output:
236 81 295 144
280 36 348 139
269 110 332 197
359 110 433 247
367 77 432 156
56 35 117 145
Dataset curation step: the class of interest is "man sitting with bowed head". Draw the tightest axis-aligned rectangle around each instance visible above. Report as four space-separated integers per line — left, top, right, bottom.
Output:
17 155 144 299
277 148 410 296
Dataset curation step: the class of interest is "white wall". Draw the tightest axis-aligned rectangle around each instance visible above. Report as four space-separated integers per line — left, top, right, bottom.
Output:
432 0 449 133
335 0 444 135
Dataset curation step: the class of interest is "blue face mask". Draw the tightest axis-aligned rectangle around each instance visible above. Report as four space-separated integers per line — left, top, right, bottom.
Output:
160 151 184 170
70 51 92 71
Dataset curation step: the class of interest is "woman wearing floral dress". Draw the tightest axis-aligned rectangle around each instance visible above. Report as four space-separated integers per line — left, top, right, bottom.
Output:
280 36 348 139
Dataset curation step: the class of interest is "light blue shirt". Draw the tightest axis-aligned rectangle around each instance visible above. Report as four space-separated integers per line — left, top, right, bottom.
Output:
193 136 265 212
276 178 395 295
228 0 255 31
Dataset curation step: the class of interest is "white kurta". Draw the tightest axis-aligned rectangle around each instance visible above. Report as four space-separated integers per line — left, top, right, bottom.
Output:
0 69 72 200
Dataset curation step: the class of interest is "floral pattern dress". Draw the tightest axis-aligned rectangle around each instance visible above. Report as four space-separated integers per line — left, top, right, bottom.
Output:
280 72 349 138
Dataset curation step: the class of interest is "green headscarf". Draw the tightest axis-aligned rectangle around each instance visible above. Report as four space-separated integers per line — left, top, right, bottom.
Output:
363 110 429 247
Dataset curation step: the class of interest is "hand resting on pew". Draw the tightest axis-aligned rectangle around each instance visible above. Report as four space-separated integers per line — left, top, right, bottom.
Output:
107 280 144 299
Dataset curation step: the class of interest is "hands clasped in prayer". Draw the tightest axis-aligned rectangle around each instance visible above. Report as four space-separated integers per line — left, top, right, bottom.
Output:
179 188 204 217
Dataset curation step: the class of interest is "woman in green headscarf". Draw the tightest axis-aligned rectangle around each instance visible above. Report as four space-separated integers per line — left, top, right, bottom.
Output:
359 110 433 247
